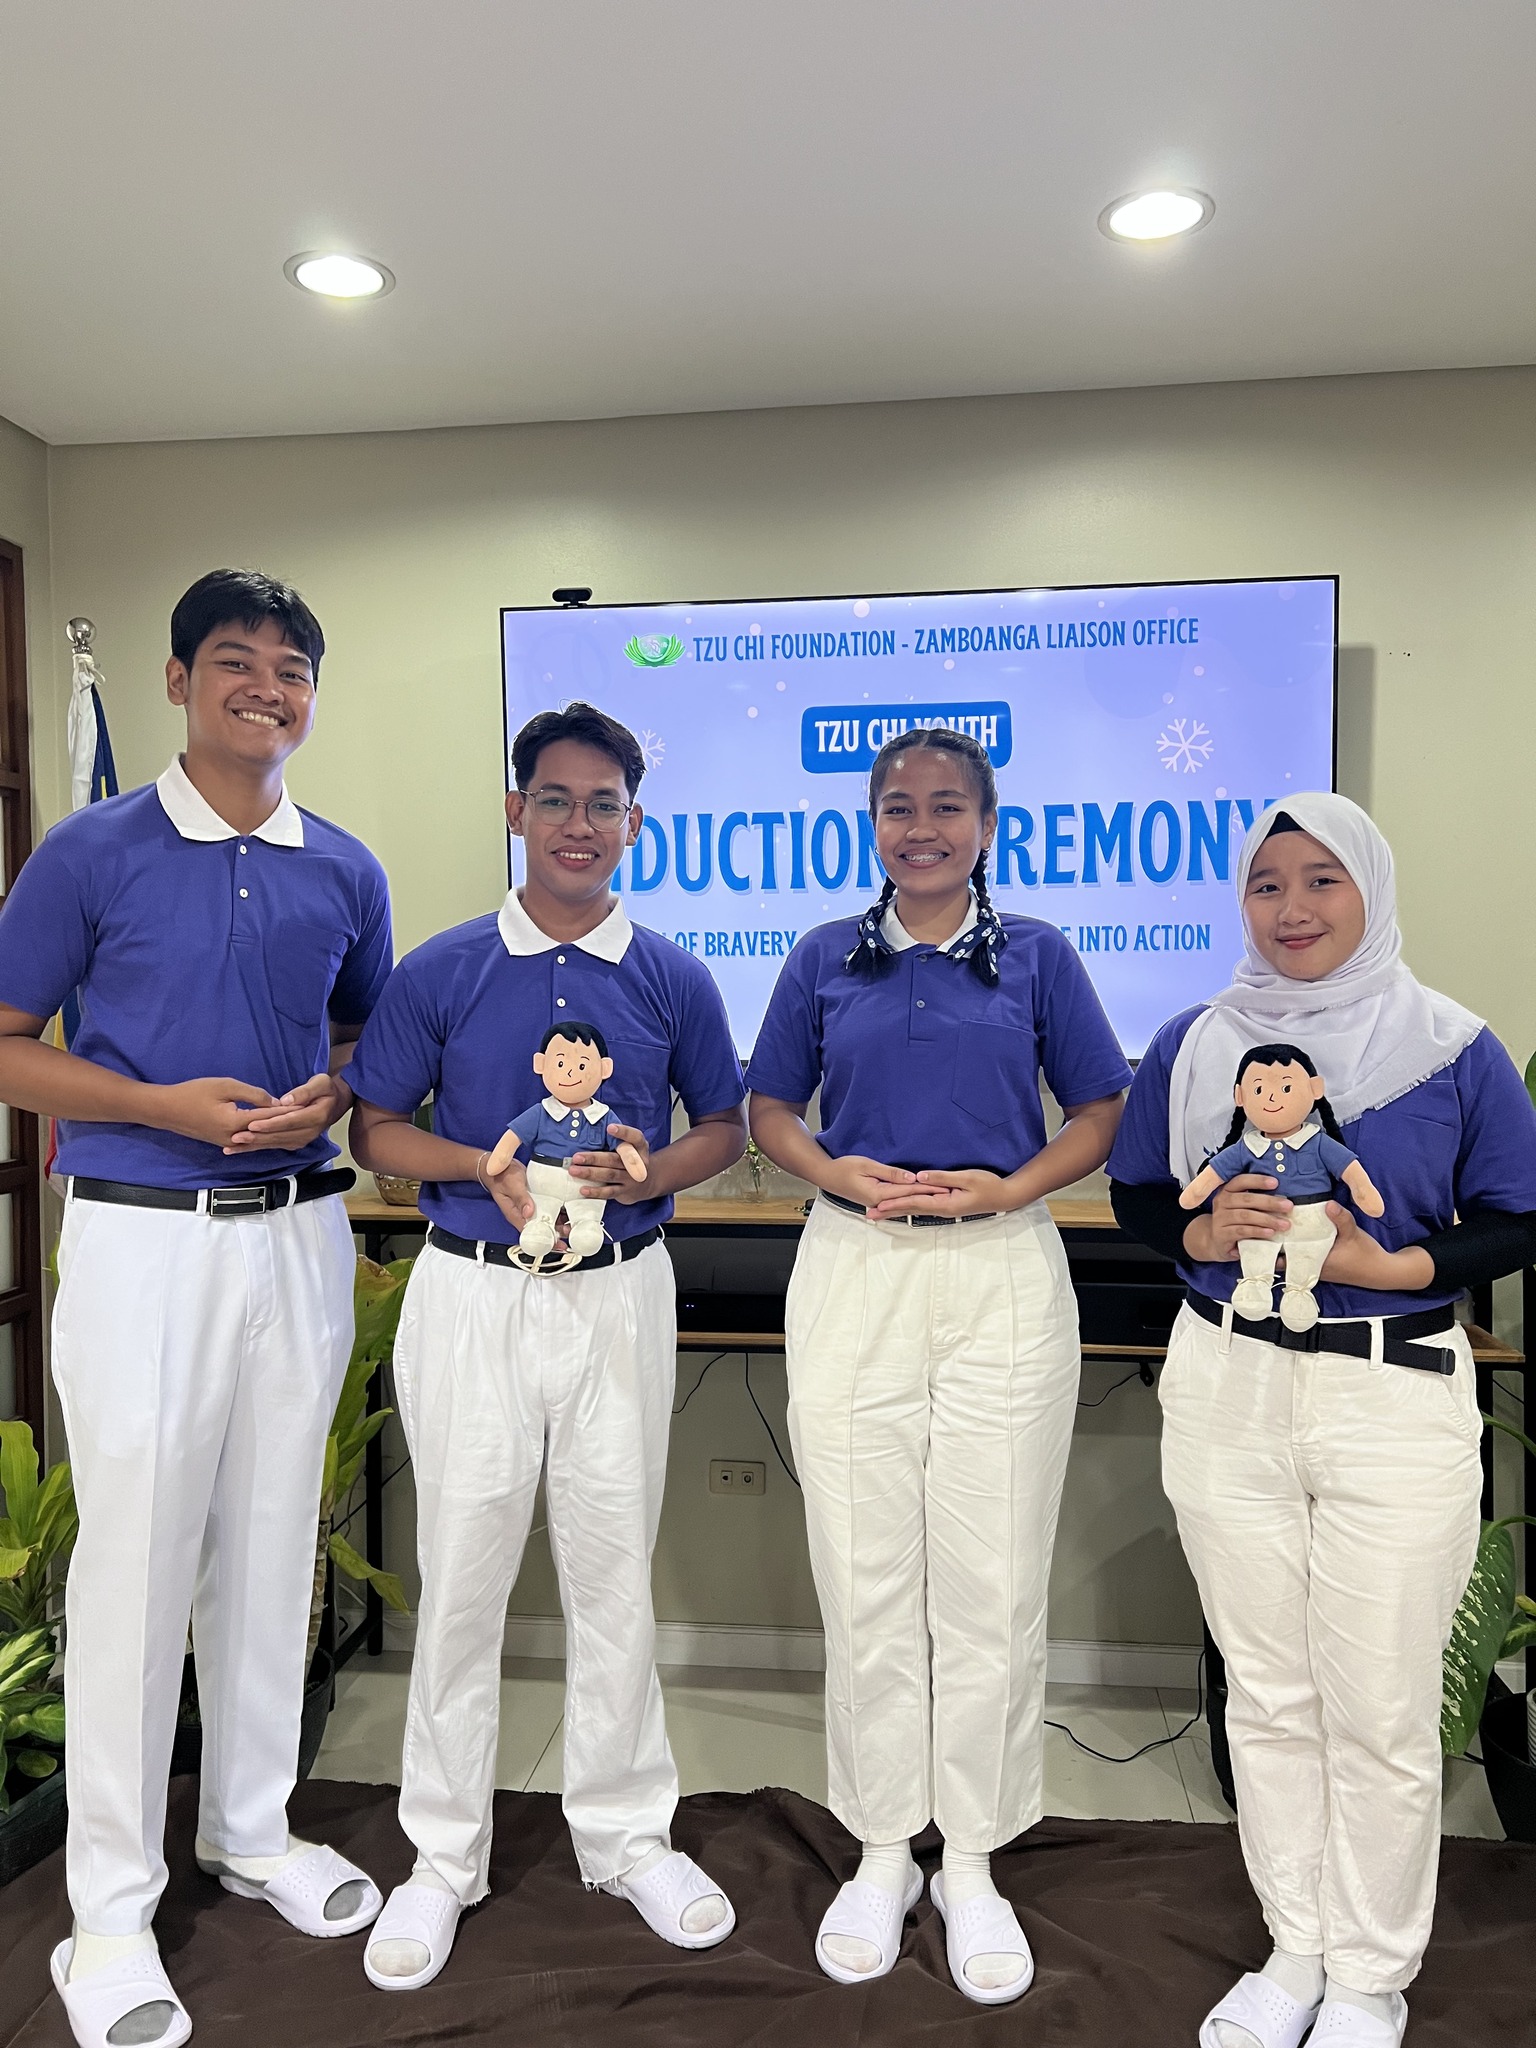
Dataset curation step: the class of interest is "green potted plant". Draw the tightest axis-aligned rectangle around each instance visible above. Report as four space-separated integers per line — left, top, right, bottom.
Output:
1440 1408 1536 1837
0 1417 78 1881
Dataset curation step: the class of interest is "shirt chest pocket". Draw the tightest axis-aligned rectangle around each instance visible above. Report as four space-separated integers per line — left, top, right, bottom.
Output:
951 1018 1036 1132
265 920 347 1028
603 1036 674 1136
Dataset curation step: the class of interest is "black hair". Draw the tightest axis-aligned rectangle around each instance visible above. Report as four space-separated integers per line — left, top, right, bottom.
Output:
170 569 324 678
1215 1041 1344 1150
867 725 997 909
512 702 646 801
538 1019 609 1057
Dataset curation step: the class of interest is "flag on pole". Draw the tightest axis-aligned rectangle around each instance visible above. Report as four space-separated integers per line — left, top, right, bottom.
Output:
47 620 119 1174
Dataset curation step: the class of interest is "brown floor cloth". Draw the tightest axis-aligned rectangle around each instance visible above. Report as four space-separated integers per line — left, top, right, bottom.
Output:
2 1776 1532 2046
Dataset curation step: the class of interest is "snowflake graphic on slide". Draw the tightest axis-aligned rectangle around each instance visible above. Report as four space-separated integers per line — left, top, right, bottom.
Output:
639 728 666 770
1156 718 1213 773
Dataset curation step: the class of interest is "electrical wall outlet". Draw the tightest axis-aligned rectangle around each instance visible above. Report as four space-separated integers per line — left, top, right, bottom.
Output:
709 1459 766 1496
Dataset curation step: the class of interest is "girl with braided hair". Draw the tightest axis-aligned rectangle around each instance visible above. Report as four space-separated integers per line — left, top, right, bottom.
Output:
748 727 1130 2006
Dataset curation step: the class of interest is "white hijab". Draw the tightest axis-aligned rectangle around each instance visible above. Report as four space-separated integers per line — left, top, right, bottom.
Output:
1167 792 1483 1181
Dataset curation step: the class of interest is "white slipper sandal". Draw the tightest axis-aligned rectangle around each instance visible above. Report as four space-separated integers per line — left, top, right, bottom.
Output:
814 1866 924 1985
210 1843 381 1938
930 1870 1034 2006
363 1883 464 1992
50 1939 193 2048
601 1851 736 1950
1198 1971 1323 2048
1309 1995 1408 2046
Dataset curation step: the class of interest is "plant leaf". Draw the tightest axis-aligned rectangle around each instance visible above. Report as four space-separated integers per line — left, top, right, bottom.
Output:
12 1698 66 1743
327 1532 410 1613
0 1419 40 1533
0 1544 33 1581
0 1625 55 1694
14 1748 58 1778
1442 1520 1518 1756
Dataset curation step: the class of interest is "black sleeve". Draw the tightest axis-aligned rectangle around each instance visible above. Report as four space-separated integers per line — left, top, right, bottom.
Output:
1109 1178 1190 1265
1422 1208 1536 1296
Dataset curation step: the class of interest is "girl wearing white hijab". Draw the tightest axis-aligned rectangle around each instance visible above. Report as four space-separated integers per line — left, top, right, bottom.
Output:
1108 793 1536 2048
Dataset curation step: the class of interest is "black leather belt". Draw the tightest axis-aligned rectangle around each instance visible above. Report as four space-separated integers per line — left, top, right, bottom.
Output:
427 1222 660 1274
821 1189 998 1228
1185 1289 1459 1375
71 1167 356 1217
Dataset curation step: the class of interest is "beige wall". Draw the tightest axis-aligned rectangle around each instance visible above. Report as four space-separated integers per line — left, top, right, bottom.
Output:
19 363 1536 1646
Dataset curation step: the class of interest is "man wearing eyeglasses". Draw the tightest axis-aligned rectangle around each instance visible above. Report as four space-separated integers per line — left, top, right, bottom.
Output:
345 702 748 1990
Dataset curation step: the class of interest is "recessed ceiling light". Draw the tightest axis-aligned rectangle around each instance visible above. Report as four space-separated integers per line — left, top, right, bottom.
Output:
284 251 395 299
1098 190 1214 243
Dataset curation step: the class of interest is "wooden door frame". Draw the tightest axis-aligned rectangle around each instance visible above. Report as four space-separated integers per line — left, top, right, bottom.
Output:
0 534 45 1435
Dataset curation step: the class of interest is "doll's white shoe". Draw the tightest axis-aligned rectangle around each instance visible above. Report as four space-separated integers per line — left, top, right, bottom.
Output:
517 1217 557 1259
565 1213 606 1258
1231 1279 1274 1322
1279 1286 1320 1333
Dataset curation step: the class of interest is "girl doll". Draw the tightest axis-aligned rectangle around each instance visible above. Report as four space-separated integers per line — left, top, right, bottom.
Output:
1180 1043 1384 1332
747 728 1131 2006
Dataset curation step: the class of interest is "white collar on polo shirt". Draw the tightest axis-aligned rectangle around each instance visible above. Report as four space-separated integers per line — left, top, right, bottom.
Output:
543 1096 610 1124
1243 1120 1320 1156
881 889 978 956
497 888 633 963
156 756 305 847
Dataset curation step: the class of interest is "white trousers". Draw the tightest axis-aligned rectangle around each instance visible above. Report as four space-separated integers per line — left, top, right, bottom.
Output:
1159 1305 1483 1991
392 1239 678 1897
1238 1199 1337 1302
784 1199 1080 1853
51 1193 355 1934
523 1159 607 1258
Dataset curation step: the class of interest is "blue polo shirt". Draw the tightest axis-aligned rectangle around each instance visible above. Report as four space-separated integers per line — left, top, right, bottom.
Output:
0 761 392 1189
509 1098 614 1162
343 892 745 1244
1206 1127 1359 1203
1109 1006 1536 1317
747 909 1132 1175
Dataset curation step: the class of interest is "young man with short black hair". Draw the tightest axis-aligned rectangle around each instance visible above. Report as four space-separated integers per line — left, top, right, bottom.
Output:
0 569 391 2048
346 700 748 1990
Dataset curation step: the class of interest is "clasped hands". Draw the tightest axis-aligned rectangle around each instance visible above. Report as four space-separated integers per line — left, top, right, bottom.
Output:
160 1072 353 1154
825 1155 1014 1220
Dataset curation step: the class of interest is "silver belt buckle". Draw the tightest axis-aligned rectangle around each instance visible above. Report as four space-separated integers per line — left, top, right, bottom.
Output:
207 1184 270 1217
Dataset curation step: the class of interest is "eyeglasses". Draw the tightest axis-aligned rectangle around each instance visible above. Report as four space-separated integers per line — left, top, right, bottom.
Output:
524 789 633 827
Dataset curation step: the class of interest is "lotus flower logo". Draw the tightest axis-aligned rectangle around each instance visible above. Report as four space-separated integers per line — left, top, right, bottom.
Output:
624 633 686 669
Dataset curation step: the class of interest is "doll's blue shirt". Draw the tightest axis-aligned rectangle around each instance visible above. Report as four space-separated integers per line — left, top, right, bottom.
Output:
0 768 392 1188
508 1099 612 1160
1205 1126 1358 1202
747 911 1132 1175
1109 1006 1536 1316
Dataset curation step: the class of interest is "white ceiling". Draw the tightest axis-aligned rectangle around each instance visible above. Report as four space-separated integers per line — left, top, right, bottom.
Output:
1 0 1532 446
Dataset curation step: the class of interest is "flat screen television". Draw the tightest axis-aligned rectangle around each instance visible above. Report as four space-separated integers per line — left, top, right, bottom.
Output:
502 576 1337 1057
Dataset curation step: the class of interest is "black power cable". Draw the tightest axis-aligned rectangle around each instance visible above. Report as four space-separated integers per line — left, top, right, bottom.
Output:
744 1353 801 1489
1045 1651 1205 1766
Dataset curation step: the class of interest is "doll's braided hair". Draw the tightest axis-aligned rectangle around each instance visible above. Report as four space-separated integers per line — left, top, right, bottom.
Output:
1214 1042 1346 1152
843 727 1007 985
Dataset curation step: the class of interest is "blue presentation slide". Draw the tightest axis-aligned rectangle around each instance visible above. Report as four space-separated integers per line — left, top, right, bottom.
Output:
502 577 1336 1056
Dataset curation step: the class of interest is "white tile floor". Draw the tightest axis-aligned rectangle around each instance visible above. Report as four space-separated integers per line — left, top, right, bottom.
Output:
313 1658 1505 1839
